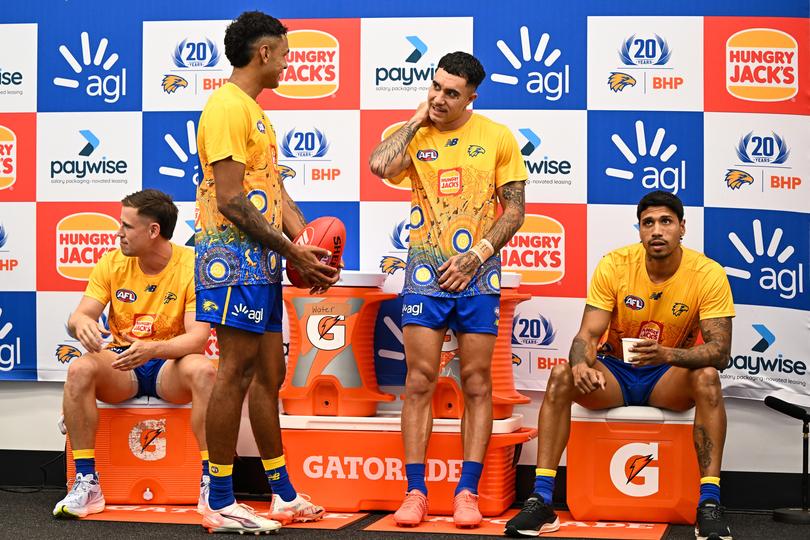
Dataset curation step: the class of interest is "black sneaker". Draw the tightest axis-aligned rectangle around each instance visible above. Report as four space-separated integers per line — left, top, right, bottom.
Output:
504 493 560 537
695 499 733 540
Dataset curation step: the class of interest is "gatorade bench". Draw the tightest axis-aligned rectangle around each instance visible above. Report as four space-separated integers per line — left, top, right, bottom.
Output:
65 397 200 504
566 404 699 524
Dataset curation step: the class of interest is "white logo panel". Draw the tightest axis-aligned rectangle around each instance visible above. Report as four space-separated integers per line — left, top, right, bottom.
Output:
0 203 36 290
360 18 473 110
704 112 809 213
586 204 703 283
272 110 359 201
0 24 37 112
36 112 142 201
477 109 587 204
587 16 703 111
142 20 231 111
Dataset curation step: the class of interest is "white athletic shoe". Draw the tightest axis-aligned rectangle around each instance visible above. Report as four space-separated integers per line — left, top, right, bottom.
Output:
268 493 325 524
202 501 282 534
53 473 105 518
197 475 210 515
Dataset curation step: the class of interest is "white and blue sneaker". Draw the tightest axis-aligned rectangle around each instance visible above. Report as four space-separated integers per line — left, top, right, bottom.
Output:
53 473 105 518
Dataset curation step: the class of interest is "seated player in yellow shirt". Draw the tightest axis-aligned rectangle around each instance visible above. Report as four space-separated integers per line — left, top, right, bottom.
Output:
53 189 214 519
505 191 735 540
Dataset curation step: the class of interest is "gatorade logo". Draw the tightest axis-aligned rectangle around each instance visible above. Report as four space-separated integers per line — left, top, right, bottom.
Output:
128 419 167 461
56 213 119 280
0 126 16 190
609 442 659 497
726 28 798 102
305 302 349 351
275 30 339 99
501 214 565 285
380 121 411 191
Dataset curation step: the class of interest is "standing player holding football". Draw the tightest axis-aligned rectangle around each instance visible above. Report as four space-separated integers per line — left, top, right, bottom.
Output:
370 51 528 528
194 10 338 535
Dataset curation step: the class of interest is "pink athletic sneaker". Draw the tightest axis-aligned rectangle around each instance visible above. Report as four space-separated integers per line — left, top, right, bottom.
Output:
453 489 482 528
393 490 428 527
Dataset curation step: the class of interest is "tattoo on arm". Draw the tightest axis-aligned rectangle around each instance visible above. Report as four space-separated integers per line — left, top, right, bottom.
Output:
693 424 714 472
485 181 526 252
569 305 606 368
369 120 419 177
457 252 479 276
669 317 732 369
219 193 292 256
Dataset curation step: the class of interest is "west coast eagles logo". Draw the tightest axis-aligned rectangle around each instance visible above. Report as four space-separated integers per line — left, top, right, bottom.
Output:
607 72 637 92
467 145 485 157
202 300 219 312
671 302 689 316
278 165 296 181
380 255 406 275
725 169 754 190
56 344 82 364
161 74 188 94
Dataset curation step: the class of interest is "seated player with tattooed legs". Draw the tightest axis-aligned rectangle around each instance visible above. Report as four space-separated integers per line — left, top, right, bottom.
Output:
505 191 735 540
53 189 215 519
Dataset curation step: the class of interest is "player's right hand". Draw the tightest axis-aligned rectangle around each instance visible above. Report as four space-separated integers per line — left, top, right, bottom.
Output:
410 100 432 127
571 363 606 395
74 317 109 354
289 244 339 290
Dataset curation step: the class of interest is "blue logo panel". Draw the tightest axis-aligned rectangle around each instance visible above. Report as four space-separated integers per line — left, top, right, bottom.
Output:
474 15 586 109
0 292 37 381
588 111 703 206
704 208 809 310
142 112 201 202
297 202 360 271
38 19 141 111
373 297 406 386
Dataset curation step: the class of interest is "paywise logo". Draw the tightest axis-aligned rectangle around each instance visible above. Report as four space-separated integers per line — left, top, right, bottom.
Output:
605 120 685 195
375 35 435 88
490 27 570 101
53 31 127 104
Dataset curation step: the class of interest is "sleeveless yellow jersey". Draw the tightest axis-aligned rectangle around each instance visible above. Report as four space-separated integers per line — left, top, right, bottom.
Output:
392 113 527 297
195 82 283 290
587 243 735 359
84 244 195 348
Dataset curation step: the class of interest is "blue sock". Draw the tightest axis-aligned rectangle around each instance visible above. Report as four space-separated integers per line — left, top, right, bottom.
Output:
263 456 297 502
72 449 96 477
405 463 427 495
208 463 235 510
699 477 721 505
455 461 484 495
533 468 557 504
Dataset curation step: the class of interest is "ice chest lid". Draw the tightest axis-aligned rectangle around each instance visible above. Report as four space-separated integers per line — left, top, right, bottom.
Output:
280 413 524 433
571 404 695 423
283 270 385 288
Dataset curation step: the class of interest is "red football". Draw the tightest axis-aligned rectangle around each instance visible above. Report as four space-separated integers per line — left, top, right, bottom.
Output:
286 216 346 288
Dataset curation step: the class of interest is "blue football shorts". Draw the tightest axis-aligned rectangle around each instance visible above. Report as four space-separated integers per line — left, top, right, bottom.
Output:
598 354 672 406
196 283 283 334
400 293 500 336
108 346 167 399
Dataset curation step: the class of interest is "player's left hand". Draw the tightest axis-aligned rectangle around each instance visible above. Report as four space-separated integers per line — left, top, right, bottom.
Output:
310 258 344 295
627 339 671 366
111 335 156 371
438 253 479 293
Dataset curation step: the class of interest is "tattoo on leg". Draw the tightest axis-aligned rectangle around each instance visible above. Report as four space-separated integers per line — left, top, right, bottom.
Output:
694 424 714 471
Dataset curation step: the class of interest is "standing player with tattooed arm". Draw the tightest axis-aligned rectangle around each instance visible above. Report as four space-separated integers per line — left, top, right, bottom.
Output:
505 191 735 540
194 11 338 535
369 51 528 528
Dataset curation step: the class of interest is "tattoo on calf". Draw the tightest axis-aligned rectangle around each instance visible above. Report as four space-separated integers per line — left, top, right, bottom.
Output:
694 424 714 471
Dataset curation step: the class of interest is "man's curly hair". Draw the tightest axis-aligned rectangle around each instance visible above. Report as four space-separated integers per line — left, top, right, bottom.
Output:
224 11 288 68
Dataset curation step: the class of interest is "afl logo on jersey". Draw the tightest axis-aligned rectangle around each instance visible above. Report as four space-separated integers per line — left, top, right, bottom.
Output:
624 295 645 310
115 289 137 303
416 149 438 161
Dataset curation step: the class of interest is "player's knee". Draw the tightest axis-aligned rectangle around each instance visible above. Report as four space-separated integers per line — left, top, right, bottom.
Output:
548 364 573 390
66 357 98 389
690 367 722 403
190 360 217 393
460 367 491 400
405 366 437 396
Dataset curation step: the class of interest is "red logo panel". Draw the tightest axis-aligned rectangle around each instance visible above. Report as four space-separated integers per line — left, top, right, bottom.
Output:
360 110 413 201
257 19 360 111
705 17 809 114
0 113 35 202
37 202 121 291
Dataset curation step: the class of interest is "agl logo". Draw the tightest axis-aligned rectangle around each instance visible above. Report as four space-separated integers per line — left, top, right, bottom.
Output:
53 31 127 104
490 27 570 102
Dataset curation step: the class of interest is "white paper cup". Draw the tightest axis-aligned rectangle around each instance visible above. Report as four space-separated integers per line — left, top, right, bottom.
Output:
621 338 646 363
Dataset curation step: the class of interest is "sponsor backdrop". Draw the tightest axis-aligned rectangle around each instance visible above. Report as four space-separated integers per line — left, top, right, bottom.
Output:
0 2 807 402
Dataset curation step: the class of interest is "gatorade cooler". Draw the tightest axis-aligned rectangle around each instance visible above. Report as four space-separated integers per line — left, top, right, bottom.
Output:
281 271 396 416
567 404 699 524
424 273 531 420
279 414 536 515
65 398 200 504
